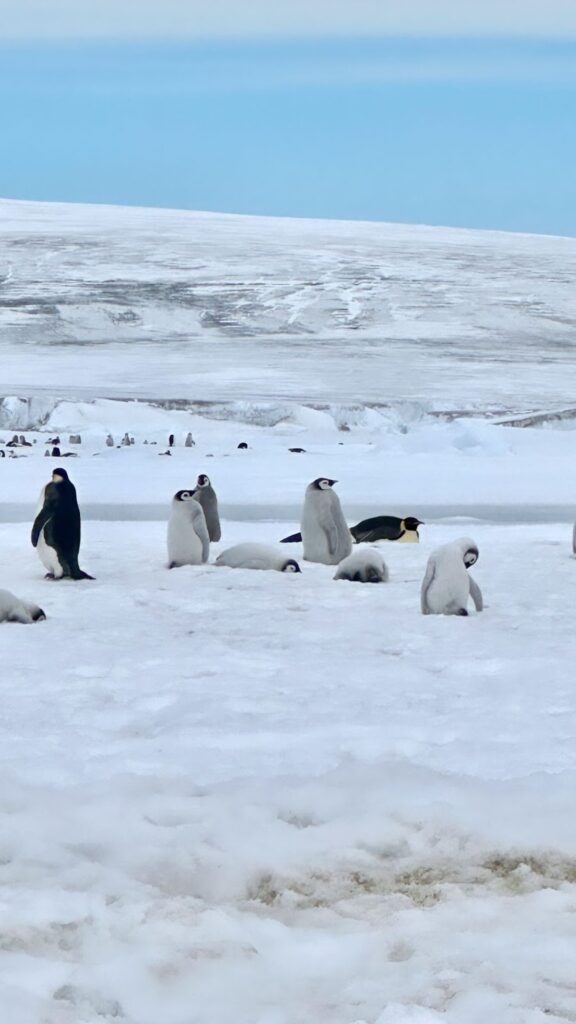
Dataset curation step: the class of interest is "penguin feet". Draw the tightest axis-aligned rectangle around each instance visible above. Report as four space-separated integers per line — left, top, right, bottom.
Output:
455 608 469 616
44 573 55 580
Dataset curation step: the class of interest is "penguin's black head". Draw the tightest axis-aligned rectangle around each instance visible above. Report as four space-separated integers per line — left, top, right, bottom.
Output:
404 516 424 531
282 559 302 573
463 546 479 567
196 474 210 487
174 490 197 502
312 478 337 490
52 468 69 483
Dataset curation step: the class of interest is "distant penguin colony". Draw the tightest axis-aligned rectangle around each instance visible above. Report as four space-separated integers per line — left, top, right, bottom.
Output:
31 468 94 580
420 537 483 616
167 490 210 568
0 588 46 624
300 478 352 565
334 548 389 584
192 474 221 542
215 543 301 573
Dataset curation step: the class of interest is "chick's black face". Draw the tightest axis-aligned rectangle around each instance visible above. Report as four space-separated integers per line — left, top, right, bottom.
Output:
283 559 302 573
313 478 337 490
404 517 423 530
52 468 69 483
464 548 478 567
175 490 195 502
197 475 209 487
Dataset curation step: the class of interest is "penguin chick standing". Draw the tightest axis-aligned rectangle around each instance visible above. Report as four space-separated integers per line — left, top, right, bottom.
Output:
31 468 94 580
192 474 221 542
215 543 301 572
421 537 483 616
0 588 46 623
334 548 389 583
167 490 210 568
351 515 424 544
300 478 352 565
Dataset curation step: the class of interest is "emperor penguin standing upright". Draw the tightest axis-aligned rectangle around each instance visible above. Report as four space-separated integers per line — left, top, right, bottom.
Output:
31 468 94 580
192 474 221 542
300 478 352 565
421 537 483 616
167 490 210 568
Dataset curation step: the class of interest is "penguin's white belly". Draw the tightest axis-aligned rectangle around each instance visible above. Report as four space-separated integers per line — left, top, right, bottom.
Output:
427 566 470 613
167 518 203 566
397 530 419 543
37 525 64 578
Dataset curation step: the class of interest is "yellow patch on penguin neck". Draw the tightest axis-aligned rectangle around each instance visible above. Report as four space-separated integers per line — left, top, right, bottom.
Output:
398 519 419 543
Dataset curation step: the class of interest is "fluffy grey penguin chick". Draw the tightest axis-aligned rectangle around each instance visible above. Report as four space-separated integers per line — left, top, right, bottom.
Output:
421 537 483 616
334 547 389 583
192 474 221 542
0 588 46 624
167 490 210 568
300 478 352 565
215 543 301 572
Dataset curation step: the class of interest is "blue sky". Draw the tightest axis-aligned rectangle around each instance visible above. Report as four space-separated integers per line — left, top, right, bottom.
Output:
1 36 575 234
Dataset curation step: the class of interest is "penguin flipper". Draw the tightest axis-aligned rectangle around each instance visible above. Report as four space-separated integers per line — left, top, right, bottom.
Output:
280 532 302 544
31 502 55 547
420 561 436 614
469 576 483 612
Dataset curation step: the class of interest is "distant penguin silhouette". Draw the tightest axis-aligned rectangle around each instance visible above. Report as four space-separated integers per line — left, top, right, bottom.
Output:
192 474 221 542
237 442 248 450
300 478 352 565
121 433 130 446
184 432 195 448
169 434 175 448
421 537 483 616
167 490 210 568
51 446 61 457
105 434 114 447
289 448 306 453
351 515 424 544
48 436 60 445
334 548 389 583
31 468 94 580
215 543 301 573
0 588 46 624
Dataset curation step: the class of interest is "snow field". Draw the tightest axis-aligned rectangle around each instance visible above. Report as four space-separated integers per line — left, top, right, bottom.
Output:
1 515 576 1023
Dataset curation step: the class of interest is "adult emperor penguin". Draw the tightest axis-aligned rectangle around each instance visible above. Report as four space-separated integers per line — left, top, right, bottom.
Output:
334 548 389 583
167 490 210 568
421 537 483 616
300 478 352 565
192 474 221 542
31 468 94 580
0 588 46 623
350 515 424 544
215 543 301 573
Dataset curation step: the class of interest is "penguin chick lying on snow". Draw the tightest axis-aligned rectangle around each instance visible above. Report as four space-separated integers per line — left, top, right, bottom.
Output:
215 543 301 573
421 537 483 616
334 548 389 583
0 589 46 624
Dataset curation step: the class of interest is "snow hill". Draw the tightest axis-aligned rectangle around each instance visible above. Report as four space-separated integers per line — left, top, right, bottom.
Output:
1 198 576 412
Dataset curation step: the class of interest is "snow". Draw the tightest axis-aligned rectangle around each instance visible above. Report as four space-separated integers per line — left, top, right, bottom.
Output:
1 198 576 411
1 199 576 1023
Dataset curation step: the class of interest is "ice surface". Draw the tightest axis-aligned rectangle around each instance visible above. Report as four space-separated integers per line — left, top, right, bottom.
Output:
1 198 576 411
1 200 576 1023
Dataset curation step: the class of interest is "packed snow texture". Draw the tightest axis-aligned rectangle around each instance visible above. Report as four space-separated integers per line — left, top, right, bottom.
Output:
1 198 576 410
2 200 576 1023
1 512 576 1024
